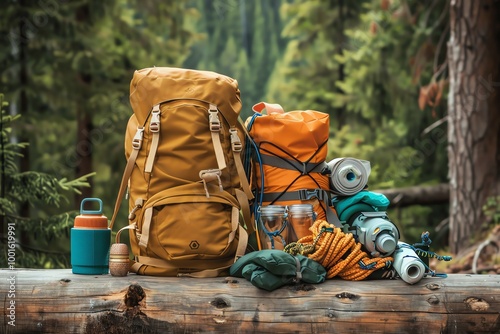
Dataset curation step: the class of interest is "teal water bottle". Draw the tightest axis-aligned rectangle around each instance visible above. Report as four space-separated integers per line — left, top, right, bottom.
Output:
71 198 111 275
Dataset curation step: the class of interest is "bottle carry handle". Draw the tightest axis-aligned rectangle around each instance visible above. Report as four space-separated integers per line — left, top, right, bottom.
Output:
80 198 103 215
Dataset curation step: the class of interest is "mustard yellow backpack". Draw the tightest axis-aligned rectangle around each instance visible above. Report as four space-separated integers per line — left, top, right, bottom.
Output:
110 67 253 277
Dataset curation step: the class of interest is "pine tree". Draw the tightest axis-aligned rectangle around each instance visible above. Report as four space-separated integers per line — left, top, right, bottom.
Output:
267 0 368 124
267 0 450 246
0 0 196 220
184 0 286 118
0 94 93 268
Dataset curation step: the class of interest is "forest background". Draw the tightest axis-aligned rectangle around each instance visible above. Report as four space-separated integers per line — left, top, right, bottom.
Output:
1 0 498 271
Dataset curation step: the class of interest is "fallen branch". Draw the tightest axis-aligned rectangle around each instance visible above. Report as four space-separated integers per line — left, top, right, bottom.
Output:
372 183 449 208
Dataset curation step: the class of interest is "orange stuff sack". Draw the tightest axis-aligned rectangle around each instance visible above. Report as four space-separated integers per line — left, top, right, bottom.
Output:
246 102 338 250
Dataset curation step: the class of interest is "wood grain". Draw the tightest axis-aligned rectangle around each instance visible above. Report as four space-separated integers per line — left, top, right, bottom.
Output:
1 269 499 333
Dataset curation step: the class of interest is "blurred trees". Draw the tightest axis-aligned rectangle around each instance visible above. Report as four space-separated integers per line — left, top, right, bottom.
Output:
267 0 369 129
1 0 498 267
184 0 286 118
0 0 195 267
1 0 194 211
267 0 450 245
0 94 93 268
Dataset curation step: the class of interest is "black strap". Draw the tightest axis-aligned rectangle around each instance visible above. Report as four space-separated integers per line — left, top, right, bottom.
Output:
260 153 328 175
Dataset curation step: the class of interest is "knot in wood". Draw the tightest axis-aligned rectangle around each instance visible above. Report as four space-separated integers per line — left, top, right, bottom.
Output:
326 308 336 319
224 277 239 284
425 282 441 290
336 292 359 300
427 295 440 305
210 297 230 309
464 297 490 312
125 284 145 308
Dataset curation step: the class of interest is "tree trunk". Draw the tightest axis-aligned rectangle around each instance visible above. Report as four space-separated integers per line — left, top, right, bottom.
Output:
239 0 250 59
447 0 500 254
74 4 93 206
18 0 30 219
74 104 93 205
336 0 346 130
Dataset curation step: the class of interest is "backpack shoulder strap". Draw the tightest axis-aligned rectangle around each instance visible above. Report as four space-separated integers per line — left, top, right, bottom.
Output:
109 127 144 230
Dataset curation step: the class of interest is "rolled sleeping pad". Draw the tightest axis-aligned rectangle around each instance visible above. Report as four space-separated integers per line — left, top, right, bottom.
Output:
327 158 371 196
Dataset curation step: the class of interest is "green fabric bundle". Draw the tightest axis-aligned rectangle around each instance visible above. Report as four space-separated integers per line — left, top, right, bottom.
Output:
229 250 326 291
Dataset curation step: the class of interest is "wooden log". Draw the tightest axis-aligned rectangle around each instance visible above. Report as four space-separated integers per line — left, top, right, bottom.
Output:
373 183 450 207
1 269 499 333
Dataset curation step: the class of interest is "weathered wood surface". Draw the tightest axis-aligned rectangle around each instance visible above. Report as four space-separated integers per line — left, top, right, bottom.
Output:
1 269 499 334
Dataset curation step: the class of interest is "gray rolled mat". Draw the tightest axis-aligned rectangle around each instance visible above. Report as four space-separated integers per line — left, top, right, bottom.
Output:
327 157 371 195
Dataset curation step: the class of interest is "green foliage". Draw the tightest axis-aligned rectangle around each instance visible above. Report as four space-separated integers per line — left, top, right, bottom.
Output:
7 172 94 209
268 0 450 246
184 0 286 118
331 1 450 246
0 94 92 268
483 196 500 227
0 0 197 232
267 0 369 115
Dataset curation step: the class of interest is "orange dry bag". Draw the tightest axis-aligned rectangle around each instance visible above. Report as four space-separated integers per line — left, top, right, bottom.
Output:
245 102 340 250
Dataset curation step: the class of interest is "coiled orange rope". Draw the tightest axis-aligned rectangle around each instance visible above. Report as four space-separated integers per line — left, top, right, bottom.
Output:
284 220 393 280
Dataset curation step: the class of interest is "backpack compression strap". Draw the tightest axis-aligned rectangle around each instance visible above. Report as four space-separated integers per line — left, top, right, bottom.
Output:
257 143 342 228
230 126 255 234
230 127 253 199
144 103 229 175
260 153 328 174
144 104 161 173
208 103 227 171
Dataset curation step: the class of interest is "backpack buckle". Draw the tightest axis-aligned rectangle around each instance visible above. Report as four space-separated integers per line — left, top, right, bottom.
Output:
298 189 325 201
132 127 144 150
229 128 242 152
150 105 161 133
208 104 221 132
199 169 223 198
